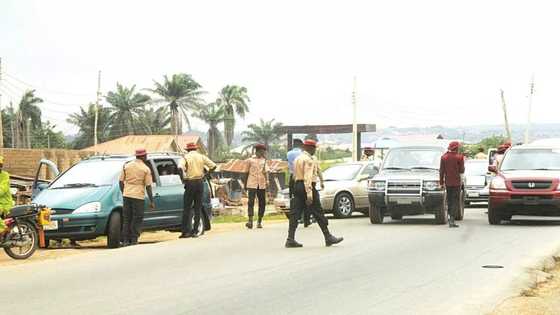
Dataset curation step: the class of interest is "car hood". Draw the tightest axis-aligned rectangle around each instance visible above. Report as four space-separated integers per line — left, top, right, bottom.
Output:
33 185 113 210
500 170 560 180
373 170 439 181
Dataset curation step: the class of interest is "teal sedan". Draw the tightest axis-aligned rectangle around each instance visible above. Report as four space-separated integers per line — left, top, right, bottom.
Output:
32 153 213 248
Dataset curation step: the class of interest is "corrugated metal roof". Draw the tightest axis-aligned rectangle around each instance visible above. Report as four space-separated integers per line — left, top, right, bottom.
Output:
83 135 206 155
217 159 288 173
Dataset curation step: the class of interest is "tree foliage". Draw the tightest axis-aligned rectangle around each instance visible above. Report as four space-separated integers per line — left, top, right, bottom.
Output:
219 85 250 147
105 83 151 138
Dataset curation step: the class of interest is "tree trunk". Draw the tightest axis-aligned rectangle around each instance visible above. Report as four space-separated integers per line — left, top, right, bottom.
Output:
207 127 215 160
224 117 235 147
170 108 180 135
26 119 31 148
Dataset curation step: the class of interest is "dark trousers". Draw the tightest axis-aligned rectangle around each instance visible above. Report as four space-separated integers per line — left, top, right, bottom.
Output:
288 181 329 240
122 197 145 242
289 175 311 224
182 179 203 234
247 188 266 220
446 187 460 218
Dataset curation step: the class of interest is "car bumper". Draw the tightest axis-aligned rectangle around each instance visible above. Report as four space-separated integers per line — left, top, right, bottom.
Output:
490 190 560 216
45 213 108 240
368 191 445 214
465 187 489 203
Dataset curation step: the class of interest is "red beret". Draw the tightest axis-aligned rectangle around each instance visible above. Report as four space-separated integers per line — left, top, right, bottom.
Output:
135 148 147 157
254 143 267 150
363 147 374 151
303 139 317 147
448 141 460 152
185 143 198 150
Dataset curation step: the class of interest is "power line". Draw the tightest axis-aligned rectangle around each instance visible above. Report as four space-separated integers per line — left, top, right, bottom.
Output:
4 72 91 97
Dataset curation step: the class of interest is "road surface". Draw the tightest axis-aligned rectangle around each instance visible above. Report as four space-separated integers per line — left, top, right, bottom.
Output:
2 208 560 315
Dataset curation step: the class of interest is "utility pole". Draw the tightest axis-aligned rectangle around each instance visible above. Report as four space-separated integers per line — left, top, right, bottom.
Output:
524 75 535 144
94 70 101 149
500 89 512 141
352 76 358 161
0 57 4 148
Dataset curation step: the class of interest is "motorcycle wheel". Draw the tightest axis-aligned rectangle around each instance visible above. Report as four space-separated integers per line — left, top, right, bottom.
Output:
4 221 38 260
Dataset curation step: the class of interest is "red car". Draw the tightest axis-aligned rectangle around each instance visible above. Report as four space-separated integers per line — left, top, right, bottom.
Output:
488 144 560 224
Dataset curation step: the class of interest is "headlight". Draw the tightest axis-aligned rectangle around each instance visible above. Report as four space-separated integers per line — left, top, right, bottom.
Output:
490 177 507 190
423 181 441 191
369 180 386 191
73 202 102 214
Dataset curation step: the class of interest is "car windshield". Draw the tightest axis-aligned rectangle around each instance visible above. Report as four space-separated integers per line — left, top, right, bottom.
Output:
501 149 560 171
50 159 127 189
465 161 488 176
383 148 442 170
322 164 363 181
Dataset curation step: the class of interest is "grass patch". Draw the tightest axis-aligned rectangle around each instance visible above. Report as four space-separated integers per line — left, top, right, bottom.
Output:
212 213 287 224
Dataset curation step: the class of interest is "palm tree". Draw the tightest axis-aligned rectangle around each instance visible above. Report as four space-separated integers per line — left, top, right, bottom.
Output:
15 90 43 148
192 101 225 159
67 104 111 149
137 107 171 135
241 118 283 153
148 73 204 135
105 83 150 138
218 85 250 147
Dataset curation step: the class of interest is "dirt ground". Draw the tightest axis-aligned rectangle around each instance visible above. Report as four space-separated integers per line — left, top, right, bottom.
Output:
0 219 286 267
490 258 560 315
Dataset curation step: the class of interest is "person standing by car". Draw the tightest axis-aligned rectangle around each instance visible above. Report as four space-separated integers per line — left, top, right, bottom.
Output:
0 156 14 233
474 147 487 160
179 143 216 238
439 141 465 228
119 149 155 246
244 144 269 229
361 147 375 161
286 139 343 248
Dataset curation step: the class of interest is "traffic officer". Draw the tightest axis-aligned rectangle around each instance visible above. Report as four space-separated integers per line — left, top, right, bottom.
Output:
119 149 155 246
286 139 343 248
0 156 14 234
244 143 269 229
303 154 323 228
179 142 216 238
439 141 465 228
361 147 375 161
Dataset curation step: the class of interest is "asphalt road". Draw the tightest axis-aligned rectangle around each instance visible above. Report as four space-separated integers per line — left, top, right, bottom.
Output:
3 208 560 315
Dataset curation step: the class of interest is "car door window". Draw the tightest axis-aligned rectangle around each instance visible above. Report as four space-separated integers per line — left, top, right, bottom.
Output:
361 164 378 179
152 159 182 186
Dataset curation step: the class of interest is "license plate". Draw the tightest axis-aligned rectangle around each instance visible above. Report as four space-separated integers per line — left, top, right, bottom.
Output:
524 197 539 205
468 192 480 198
43 220 58 231
397 199 413 205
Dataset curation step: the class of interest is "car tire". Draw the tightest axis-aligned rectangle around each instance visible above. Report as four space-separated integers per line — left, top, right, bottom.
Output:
333 192 354 218
391 214 403 220
488 201 502 225
107 211 122 249
435 196 448 225
369 204 384 224
455 190 465 221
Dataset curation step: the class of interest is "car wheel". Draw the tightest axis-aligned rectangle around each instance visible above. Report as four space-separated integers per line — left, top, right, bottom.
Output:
369 204 384 224
391 214 403 220
435 195 448 225
488 201 502 225
455 190 465 221
333 192 354 218
107 211 122 249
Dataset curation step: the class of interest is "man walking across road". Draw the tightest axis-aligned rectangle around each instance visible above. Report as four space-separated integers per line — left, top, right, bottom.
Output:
286 139 343 248
245 144 269 229
119 149 155 246
439 141 465 228
179 143 216 238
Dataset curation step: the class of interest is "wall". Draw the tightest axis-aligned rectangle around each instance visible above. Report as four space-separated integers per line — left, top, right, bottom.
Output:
0 149 95 180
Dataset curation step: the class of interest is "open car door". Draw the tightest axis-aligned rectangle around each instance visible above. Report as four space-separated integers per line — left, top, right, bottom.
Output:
32 159 60 199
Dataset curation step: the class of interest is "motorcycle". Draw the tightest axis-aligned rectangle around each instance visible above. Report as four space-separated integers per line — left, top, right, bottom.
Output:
0 204 52 260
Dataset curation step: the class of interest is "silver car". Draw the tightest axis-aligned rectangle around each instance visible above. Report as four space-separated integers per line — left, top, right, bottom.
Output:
321 161 379 218
465 160 490 205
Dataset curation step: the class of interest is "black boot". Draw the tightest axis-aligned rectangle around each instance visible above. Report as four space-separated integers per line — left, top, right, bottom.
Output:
448 215 459 228
285 238 303 248
245 218 253 229
257 218 263 229
325 234 344 247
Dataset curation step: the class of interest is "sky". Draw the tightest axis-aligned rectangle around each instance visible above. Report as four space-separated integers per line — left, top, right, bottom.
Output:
1 0 560 136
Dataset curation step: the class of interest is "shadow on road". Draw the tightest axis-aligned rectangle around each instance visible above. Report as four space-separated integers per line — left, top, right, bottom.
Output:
503 220 560 227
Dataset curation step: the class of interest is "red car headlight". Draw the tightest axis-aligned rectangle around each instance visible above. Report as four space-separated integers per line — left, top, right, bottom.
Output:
490 177 507 190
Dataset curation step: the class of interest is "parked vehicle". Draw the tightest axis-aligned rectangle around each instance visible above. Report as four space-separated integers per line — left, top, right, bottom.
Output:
32 154 214 248
1 204 52 259
368 145 464 224
464 160 490 205
488 144 560 224
274 161 378 218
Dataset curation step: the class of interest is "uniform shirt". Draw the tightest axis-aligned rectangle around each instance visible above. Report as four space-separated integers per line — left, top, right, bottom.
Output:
179 151 216 180
494 154 504 169
312 156 323 184
0 170 14 214
475 152 487 160
361 154 374 161
439 151 465 188
245 156 269 189
287 147 303 174
294 151 316 199
119 159 153 200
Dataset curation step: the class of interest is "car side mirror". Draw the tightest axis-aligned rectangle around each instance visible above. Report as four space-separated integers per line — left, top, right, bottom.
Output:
488 165 497 173
37 183 49 191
